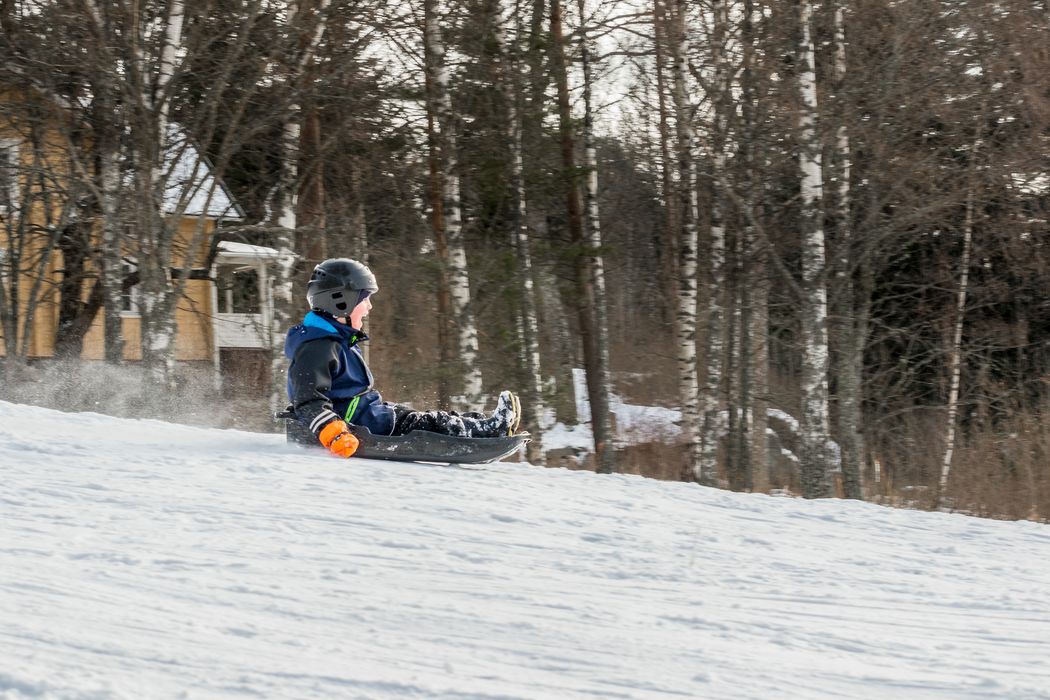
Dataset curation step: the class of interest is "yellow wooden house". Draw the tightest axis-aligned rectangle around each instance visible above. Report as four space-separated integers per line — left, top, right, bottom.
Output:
0 82 281 391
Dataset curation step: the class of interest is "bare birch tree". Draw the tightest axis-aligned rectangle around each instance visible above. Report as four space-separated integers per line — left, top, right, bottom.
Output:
575 0 615 474
423 0 483 410
740 0 770 491
550 0 615 473
130 0 187 388
938 136 982 504
651 0 679 324
667 0 702 481
825 1 863 499
495 0 546 462
81 0 127 364
269 0 332 410
796 0 834 498
699 0 730 483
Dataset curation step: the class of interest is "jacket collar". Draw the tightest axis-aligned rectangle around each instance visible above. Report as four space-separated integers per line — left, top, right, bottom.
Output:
303 311 368 345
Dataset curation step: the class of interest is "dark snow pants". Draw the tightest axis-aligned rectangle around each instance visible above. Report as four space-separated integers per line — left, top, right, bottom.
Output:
285 404 495 446
391 405 491 437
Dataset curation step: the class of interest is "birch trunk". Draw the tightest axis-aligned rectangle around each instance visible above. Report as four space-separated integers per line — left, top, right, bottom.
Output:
796 0 834 498
938 177 977 501
83 0 126 364
700 0 730 483
668 0 702 482
424 0 455 407
425 0 483 410
652 0 679 325
729 221 749 491
497 0 545 462
98 120 124 364
2 206 29 361
749 264 771 491
154 1 184 136
0 248 12 363
726 267 743 489
138 0 186 390
826 2 864 499
0 224 13 360
270 0 331 410
740 0 768 491
551 0 616 473
270 117 301 410
575 0 615 474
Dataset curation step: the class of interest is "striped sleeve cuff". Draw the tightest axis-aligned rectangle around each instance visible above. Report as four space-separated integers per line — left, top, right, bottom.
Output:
309 409 341 435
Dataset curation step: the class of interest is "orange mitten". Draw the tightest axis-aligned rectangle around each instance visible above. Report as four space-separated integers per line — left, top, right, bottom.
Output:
318 419 360 458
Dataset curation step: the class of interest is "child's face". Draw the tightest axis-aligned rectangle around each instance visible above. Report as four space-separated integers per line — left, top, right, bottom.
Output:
348 296 373 328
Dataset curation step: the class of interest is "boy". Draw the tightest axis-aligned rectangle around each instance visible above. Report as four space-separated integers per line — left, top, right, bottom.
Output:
284 257 519 458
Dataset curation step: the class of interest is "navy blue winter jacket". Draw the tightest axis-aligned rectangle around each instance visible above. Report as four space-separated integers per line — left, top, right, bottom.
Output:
284 311 396 438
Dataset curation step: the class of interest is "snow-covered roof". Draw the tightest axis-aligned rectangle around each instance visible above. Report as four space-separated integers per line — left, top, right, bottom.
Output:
3 71 244 220
164 128 244 220
215 241 281 259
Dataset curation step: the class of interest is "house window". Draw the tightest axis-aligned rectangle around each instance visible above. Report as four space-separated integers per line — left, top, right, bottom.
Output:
216 265 260 314
0 140 18 212
121 260 141 316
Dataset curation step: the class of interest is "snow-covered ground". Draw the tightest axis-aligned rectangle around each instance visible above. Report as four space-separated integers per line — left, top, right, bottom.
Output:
1 400 1049 700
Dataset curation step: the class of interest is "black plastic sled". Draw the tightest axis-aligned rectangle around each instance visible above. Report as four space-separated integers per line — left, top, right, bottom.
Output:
347 425 530 464
278 411 529 464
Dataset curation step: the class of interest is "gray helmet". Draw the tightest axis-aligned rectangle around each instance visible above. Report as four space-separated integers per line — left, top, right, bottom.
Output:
306 258 378 317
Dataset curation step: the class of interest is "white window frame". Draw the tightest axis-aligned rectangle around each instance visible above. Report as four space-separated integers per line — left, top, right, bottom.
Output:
0 139 19 213
121 259 142 317
215 262 263 315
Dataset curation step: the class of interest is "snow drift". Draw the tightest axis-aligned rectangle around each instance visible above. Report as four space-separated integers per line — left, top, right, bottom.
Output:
1 400 1048 699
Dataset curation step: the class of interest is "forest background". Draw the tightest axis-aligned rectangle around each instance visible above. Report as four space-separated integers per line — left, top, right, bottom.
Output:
1 0 1049 522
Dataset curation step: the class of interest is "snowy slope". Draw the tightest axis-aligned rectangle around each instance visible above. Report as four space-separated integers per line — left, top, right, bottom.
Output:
1 400 1049 700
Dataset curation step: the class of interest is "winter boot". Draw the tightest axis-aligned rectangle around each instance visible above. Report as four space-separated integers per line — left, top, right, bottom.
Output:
457 393 513 437
475 390 519 437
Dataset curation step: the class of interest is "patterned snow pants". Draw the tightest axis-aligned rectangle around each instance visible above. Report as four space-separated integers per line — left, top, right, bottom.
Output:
391 405 499 437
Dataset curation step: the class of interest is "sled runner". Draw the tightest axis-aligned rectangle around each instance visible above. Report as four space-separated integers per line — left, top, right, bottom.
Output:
277 411 529 464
